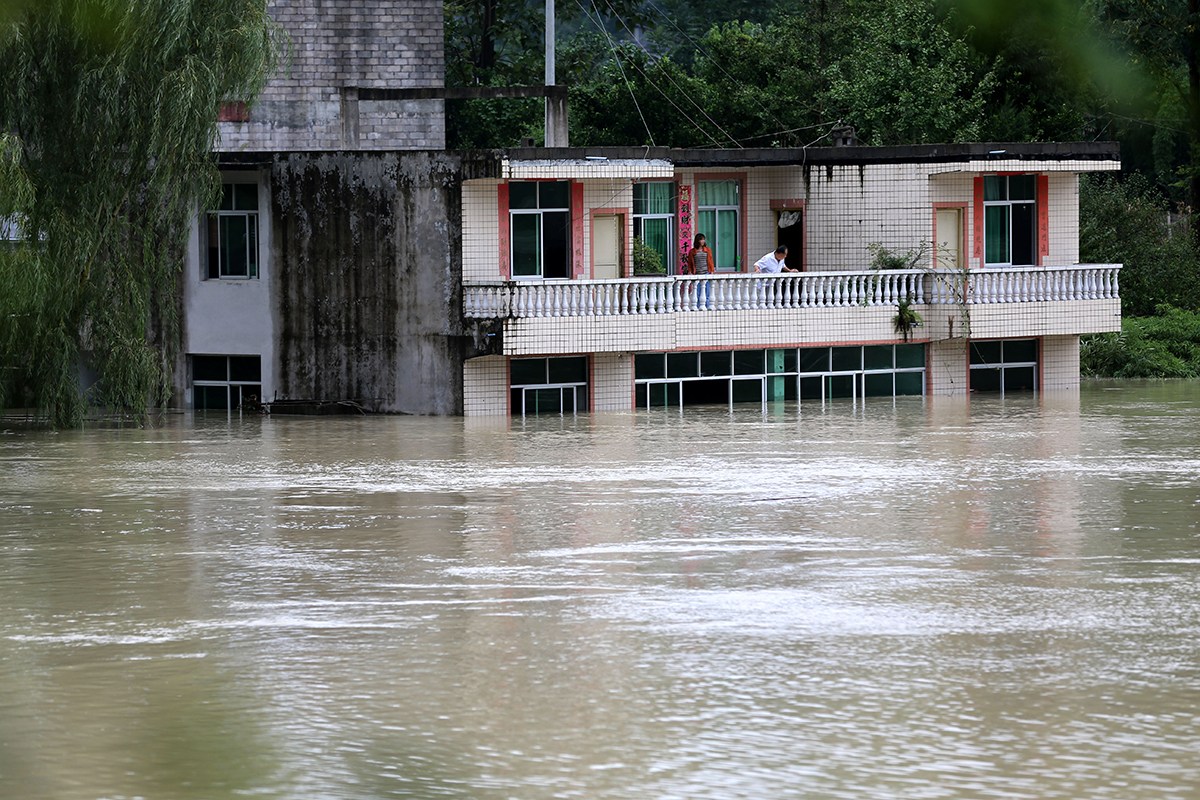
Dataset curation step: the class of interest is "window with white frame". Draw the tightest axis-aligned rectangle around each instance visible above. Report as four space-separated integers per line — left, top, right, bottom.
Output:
191 354 262 410
510 356 588 416
510 181 571 279
697 179 740 271
983 175 1036 266
206 181 259 279
633 182 675 275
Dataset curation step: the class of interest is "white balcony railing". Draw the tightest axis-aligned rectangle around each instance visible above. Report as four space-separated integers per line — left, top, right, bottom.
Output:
463 265 1121 319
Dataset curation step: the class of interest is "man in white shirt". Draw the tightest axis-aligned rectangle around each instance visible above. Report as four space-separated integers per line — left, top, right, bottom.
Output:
754 245 797 273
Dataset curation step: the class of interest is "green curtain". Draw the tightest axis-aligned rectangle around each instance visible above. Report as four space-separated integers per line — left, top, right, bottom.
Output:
634 182 673 215
511 213 541 276
641 217 669 272
984 205 1009 265
716 208 738 269
698 179 737 206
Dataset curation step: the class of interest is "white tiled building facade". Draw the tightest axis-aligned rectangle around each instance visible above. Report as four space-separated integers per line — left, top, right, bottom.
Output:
461 145 1122 416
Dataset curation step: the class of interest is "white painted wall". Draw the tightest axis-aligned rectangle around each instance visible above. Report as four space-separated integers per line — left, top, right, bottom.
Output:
182 171 275 406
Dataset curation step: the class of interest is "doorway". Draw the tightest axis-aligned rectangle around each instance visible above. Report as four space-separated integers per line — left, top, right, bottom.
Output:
934 207 963 271
593 215 622 280
776 210 803 271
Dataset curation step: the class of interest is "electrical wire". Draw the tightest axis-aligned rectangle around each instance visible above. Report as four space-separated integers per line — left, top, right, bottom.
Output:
571 0 657 146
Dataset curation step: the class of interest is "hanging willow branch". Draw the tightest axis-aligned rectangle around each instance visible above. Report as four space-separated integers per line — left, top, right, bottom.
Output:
0 0 279 426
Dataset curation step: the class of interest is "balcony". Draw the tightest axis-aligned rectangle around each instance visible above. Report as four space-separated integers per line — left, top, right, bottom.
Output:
464 265 1122 357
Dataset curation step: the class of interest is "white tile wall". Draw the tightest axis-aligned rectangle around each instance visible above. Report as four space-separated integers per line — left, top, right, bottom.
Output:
592 352 633 411
462 179 500 283
463 355 508 415
1041 335 1082 390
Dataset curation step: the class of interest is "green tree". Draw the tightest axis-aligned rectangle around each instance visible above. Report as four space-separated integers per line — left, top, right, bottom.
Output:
0 0 277 425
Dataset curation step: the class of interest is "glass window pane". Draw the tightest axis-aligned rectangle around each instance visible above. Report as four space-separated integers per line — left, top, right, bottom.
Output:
970 341 1003 364
1004 366 1036 391
193 355 227 382
635 353 665 380
734 349 764 375
547 356 587 383
639 217 670 274
700 350 730 377
731 378 762 403
194 384 229 410
798 347 829 373
1009 175 1036 200
1004 339 1038 363
542 211 570 279
510 388 524 414
511 214 541 276
247 215 258 278
971 367 1002 393
715 209 738 269
1012 202 1036 266
637 182 673 215
219 215 249 277
767 349 795 374
832 346 862 372
984 205 1009 264
895 344 925 369
864 372 893 397
698 179 737 206
826 374 855 399
233 183 258 211
229 356 261 382
983 175 1005 201
511 358 547 386
538 181 570 209
799 375 823 400
206 215 220 279
530 387 563 414
219 183 234 211
667 352 698 378
895 371 924 395
509 182 538 209
864 345 893 371
697 209 715 244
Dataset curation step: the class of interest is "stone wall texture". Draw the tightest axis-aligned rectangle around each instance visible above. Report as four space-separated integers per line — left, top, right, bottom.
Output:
218 0 445 152
270 151 465 414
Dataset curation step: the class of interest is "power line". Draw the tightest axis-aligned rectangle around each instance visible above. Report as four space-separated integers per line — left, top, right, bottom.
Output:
571 0 656 146
597 0 743 148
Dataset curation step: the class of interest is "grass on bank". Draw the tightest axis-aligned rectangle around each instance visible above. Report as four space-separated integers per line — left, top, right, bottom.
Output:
1082 305 1200 378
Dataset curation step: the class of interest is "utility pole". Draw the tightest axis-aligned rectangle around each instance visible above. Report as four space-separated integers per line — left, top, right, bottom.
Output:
544 0 569 146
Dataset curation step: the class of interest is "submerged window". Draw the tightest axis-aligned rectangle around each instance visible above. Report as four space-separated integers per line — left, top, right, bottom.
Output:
510 181 571 279
970 338 1038 394
191 354 262 410
635 345 926 408
697 180 740 271
983 175 1036 267
510 356 588 416
206 181 259 279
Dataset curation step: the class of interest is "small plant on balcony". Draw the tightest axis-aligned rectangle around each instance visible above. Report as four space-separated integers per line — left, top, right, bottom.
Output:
893 297 923 341
633 237 665 276
869 242 927 271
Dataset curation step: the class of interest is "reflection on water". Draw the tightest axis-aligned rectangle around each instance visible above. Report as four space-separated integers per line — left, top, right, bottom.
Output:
2 382 1200 799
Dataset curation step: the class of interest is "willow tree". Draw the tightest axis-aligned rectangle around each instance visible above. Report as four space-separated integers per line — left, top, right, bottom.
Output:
0 0 277 425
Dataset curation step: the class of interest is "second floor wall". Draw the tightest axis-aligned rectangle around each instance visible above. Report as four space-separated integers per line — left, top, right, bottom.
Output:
461 147 1119 284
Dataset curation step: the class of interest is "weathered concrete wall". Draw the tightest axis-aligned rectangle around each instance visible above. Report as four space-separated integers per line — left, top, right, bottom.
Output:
270 151 466 414
217 0 445 151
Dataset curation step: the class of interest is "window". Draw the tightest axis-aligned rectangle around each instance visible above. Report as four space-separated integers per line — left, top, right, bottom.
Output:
510 356 588 416
633 182 675 275
192 355 262 410
634 345 926 408
206 181 259 279
510 181 571 279
983 175 1036 266
970 339 1037 394
697 180 740 271
1 214 21 243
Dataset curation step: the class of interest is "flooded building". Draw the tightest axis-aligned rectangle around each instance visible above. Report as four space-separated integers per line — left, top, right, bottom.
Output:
179 0 1123 416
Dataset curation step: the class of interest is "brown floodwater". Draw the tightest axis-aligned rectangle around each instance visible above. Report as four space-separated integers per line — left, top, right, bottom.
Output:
2 382 1199 799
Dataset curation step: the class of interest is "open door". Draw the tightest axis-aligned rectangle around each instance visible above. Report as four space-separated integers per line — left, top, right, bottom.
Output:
776 210 803 271
593 215 622 279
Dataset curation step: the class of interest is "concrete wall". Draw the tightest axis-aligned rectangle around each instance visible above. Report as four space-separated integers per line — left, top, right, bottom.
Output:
182 170 276 403
270 151 468 414
217 0 445 152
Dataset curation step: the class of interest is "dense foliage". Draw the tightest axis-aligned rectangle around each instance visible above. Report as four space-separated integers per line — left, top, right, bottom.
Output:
1082 307 1200 378
0 1 277 425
